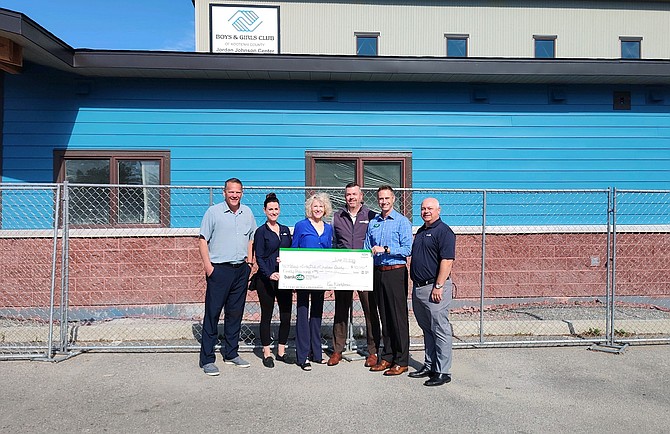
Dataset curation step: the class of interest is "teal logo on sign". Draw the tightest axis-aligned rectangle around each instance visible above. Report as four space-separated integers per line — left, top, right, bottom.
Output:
296 274 305 280
229 10 262 32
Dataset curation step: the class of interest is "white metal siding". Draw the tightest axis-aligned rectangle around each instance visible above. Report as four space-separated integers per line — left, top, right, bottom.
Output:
195 0 670 59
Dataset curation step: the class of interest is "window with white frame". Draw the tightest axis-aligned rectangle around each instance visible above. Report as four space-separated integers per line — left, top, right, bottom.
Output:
534 35 556 58
620 37 642 59
445 34 468 58
356 33 379 56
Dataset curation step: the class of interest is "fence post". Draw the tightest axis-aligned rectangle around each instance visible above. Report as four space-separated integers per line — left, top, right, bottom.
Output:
605 187 613 345
46 185 62 360
609 187 618 346
343 303 364 361
589 187 628 353
479 190 487 344
59 181 70 353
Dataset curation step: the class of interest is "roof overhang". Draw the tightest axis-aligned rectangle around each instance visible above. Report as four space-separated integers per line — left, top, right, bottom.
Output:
3 7 670 85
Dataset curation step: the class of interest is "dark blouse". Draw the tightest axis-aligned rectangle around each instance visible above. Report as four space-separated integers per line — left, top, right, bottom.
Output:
254 222 292 278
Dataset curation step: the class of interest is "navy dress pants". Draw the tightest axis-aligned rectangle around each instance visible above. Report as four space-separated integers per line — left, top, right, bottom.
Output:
199 263 250 367
295 290 325 365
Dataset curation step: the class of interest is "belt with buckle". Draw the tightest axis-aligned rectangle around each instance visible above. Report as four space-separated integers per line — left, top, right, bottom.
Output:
415 278 435 287
375 264 406 271
212 262 246 268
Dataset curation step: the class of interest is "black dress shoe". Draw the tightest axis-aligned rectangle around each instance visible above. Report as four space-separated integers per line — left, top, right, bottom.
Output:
408 365 433 379
262 356 275 368
424 373 451 386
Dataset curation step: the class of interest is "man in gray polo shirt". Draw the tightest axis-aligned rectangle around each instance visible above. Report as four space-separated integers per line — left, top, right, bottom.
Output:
198 178 257 376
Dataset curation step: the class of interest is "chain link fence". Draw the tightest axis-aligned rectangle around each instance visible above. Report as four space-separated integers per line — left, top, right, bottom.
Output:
0 184 668 360
0 184 62 360
612 190 670 344
468 190 612 346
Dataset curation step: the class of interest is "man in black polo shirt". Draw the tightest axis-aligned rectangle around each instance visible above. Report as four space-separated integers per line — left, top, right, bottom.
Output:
409 197 455 386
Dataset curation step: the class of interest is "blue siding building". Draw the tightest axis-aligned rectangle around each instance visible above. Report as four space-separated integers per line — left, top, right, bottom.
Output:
1 7 669 312
1 8 670 204
4 71 670 190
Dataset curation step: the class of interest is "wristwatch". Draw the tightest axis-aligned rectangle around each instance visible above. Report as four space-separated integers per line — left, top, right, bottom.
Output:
383 246 390 254
434 282 443 289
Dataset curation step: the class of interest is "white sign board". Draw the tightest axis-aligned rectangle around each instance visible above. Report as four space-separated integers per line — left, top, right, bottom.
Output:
278 248 373 291
210 4 279 54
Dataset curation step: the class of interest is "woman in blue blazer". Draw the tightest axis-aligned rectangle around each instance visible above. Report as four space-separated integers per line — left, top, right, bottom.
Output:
291 192 333 371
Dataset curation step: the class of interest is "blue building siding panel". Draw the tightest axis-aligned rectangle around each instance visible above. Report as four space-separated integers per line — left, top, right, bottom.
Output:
2 67 670 198
0 188 56 230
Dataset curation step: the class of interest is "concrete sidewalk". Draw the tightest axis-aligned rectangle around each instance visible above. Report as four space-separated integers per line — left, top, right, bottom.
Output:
1 345 669 433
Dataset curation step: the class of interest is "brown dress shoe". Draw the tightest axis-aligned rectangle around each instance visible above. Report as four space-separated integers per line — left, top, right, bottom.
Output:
327 352 342 366
364 354 378 368
383 365 408 376
369 359 392 372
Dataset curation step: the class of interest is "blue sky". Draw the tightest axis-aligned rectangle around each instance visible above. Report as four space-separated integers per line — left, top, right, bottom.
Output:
1 0 196 51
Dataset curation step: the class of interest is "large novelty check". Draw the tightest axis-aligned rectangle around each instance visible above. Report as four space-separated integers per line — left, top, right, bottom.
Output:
278 248 373 291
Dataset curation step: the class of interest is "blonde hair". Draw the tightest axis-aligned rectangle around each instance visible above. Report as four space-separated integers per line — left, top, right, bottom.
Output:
305 192 332 219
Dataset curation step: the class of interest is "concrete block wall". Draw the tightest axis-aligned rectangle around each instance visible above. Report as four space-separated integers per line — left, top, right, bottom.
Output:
67 237 205 306
0 238 57 309
1 233 669 308
615 233 670 296
454 234 609 298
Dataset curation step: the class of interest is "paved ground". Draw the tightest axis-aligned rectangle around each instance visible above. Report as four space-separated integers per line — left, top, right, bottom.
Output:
1 345 669 433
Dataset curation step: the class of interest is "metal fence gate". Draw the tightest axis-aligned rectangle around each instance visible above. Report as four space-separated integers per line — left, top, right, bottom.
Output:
611 189 670 345
0 184 62 360
1 183 668 360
